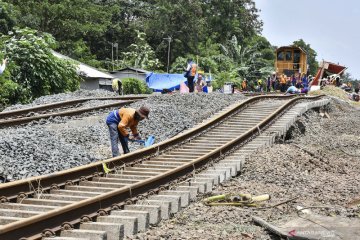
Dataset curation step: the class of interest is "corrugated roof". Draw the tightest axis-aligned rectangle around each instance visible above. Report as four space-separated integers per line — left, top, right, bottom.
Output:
52 50 115 79
111 67 150 74
276 46 307 54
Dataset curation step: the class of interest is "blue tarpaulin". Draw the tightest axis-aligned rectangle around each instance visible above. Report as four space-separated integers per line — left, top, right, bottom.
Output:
146 72 187 92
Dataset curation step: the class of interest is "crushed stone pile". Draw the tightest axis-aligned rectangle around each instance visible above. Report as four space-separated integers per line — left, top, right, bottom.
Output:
0 92 246 180
2 89 121 112
310 85 360 107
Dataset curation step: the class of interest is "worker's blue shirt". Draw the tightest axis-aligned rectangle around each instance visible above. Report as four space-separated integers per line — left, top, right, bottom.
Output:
106 110 121 125
286 86 299 94
302 77 308 88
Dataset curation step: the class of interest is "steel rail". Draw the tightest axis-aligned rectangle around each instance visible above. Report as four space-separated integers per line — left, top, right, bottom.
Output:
0 96 148 119
0 95 323 240
0 93 276 127
0 95 291 201
0 100 137 127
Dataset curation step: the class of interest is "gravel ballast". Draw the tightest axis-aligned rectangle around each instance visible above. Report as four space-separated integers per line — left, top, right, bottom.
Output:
0 92 246 180
2 91 358 239
2 89 121 112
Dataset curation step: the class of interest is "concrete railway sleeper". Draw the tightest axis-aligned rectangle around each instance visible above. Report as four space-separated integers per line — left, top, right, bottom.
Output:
0 96 148 127
0 95 326 240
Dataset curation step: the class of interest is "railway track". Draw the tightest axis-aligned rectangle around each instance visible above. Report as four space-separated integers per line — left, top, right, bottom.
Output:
0 94 327 240
0 96 147 127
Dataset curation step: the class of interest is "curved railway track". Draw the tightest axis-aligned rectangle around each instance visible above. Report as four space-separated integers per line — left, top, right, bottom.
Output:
0 96 147 127
0 94 326 240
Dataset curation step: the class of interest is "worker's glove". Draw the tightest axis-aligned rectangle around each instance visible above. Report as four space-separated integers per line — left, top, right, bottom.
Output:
128 135 140 141
133 134 142 140
129 133 141 140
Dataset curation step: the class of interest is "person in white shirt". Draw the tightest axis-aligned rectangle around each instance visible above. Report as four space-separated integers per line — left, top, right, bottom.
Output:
0 58 7 75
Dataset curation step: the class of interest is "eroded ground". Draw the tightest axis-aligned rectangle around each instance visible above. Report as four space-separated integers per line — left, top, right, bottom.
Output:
129 98 360 240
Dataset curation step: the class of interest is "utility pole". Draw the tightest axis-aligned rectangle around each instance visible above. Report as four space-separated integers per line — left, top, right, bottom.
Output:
111 43 114 71
163 37 172 73
114 43 118 69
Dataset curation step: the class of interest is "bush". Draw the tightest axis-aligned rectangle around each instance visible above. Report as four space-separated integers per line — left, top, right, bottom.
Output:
4 27 80 99
212 71 241 90
0 51 26 108
122 78 152 94
0 76 30 108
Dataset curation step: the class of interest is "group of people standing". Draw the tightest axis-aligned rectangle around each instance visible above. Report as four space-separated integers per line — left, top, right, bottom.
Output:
320 75 341 89
240 72 311 94
266 72 310 93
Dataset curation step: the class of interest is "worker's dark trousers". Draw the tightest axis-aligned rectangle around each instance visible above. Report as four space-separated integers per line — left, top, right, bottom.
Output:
108 123 130 157
280 83 286 92
187 76 195 92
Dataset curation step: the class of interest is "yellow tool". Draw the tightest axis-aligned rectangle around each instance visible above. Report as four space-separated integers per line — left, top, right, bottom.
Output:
203 193 270 207
102 162 111 174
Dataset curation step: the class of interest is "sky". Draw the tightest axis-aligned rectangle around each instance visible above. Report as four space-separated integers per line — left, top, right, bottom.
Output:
254 0 360 79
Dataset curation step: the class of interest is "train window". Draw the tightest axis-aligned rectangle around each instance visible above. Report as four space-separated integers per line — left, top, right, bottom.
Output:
285 51 292 61
294 50 301 63
277 51 284 61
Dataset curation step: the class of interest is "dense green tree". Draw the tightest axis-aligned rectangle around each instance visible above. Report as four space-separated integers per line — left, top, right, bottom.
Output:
144 0 205 66
0 0 276 93
3 0 263 73
170 39 231 75
202 0 263 44
144 0 262 70
0 50 23 107
6 0 112 66
245 35 275 62
342 72 359 89
3 28 80 100
293 39 319 75
117 31 162 70
97 0 150 62
0 0 17 34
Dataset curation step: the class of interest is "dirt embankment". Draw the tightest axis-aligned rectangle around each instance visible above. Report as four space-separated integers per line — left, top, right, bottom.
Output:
129 98 360 240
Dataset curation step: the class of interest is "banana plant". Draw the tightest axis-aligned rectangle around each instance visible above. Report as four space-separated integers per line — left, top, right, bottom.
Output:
220 35 274 82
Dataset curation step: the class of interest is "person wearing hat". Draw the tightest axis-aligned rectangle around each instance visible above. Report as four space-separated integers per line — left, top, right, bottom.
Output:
184 59 197 93
106 106 150 157
195 74 206 93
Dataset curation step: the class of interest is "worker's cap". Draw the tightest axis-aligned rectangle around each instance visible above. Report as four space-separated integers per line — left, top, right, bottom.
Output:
137 106 150 119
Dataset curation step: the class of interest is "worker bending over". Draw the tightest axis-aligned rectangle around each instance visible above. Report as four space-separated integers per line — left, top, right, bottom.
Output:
285 86 309 95
106 106 150 157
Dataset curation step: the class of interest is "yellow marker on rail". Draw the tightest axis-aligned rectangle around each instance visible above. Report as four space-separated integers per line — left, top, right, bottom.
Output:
102 163 111 174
